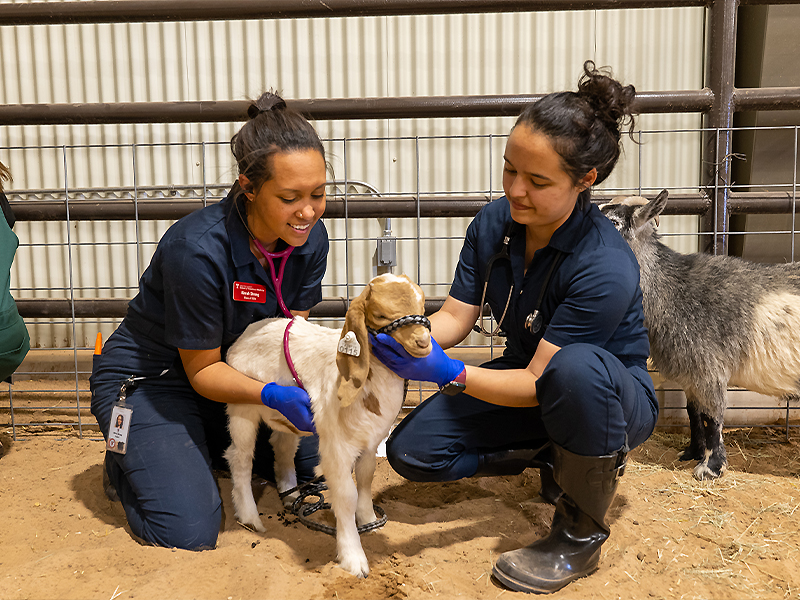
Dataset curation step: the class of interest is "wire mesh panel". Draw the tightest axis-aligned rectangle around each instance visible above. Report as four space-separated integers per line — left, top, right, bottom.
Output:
1 122 799 439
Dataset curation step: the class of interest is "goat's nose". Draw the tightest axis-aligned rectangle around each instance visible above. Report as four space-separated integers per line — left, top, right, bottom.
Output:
416 330 431 348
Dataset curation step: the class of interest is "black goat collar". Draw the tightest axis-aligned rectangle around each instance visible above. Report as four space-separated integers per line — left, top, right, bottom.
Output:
367 314 431 336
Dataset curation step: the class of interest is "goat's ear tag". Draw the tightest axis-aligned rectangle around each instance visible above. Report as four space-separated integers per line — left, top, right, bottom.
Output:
337 331 361 357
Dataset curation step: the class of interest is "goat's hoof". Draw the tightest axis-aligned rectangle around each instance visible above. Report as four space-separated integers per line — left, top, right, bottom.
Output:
339 554 370 579
678 448 703 462
355 510 378 527
280 492 299 509
692 462 723 481
235 515 267 533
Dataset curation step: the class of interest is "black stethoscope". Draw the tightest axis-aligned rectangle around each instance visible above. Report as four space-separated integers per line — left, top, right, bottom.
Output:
473 222 565 338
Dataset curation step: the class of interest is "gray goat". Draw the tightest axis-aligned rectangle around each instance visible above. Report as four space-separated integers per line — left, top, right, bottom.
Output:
600 190 800 480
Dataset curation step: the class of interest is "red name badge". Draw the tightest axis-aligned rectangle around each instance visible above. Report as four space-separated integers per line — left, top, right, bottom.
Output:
233 281 267 303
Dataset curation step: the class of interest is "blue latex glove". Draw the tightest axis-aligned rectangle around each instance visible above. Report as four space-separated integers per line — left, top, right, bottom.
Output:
260 383 316 434
369 333 465 387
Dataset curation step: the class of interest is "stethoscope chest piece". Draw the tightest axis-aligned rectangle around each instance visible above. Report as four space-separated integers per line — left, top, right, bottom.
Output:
524 310 543 334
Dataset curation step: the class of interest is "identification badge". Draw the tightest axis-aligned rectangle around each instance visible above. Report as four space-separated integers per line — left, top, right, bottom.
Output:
107 402 132 455
233 281 267 303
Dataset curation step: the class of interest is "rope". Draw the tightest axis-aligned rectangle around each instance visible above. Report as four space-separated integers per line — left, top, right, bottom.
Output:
278 476 388 537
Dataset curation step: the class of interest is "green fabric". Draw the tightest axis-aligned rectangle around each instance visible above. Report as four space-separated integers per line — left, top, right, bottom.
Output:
0 205 29 381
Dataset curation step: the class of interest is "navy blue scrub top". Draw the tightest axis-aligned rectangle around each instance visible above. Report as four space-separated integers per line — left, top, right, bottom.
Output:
120 190 328 378
449 197 649 369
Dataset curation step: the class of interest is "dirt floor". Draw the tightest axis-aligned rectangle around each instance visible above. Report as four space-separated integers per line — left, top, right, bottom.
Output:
1 427 799 600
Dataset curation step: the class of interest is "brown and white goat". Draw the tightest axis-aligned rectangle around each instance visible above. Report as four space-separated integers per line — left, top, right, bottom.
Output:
600 190 800 480
224 273 431 577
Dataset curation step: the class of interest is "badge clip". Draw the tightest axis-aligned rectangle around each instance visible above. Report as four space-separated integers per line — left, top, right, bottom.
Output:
106 375 143 455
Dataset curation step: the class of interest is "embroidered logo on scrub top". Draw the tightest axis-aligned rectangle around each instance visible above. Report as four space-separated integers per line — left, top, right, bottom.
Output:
233 281 267 303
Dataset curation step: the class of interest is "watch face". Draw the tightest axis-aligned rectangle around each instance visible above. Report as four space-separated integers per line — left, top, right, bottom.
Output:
441 381 466 396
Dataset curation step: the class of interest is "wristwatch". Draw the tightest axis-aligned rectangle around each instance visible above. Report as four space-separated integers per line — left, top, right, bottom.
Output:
440 368 467 396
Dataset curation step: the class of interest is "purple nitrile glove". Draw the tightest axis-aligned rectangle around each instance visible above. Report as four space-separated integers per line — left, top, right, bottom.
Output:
260 383 316 434
369 333 465 387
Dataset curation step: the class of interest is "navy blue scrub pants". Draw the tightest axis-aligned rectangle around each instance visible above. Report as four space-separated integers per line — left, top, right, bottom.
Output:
90 324 318 550
386 343 658 483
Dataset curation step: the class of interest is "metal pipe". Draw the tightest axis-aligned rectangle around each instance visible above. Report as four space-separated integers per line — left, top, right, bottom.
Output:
0 90 721 126
8 195 491 221
14 296 451 319
9 191 800 221
0 88 795 127
0 0 710 26
734 86 800 111
700 0 739 256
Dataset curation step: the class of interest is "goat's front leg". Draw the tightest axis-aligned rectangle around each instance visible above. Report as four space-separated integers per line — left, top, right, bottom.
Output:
225 409 266 532
693 386 728 480
680 393 707 462
693 411 727 480
319 449 369 578
353 450 378 527
269 430 300 506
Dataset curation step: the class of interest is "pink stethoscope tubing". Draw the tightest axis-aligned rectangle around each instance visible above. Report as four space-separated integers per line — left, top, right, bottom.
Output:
251 237 294 319
250 236 306 391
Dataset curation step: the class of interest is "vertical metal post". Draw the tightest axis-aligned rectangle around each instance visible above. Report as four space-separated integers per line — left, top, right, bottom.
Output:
63 145 83 437
132 144 142 277
638 130 643 195
488 134 496 361
701 0 738 255
790 125 798 443
792 126 798 262
9 384 16 440
201 142 208 207
343 139 351 305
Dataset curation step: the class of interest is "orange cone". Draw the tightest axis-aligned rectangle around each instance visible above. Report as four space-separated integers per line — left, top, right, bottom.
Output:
94 332 103 355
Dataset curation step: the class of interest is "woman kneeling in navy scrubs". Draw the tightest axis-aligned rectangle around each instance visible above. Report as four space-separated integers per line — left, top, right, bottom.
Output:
370 62 659 593
90 91 326 550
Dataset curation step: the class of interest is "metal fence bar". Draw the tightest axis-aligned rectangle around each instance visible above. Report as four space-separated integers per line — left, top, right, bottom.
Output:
0 0 711 26
701 0 737 256
6 190 800 222
2 0 799 440
0 0 793 27
63 145 83 437
0 91 724 125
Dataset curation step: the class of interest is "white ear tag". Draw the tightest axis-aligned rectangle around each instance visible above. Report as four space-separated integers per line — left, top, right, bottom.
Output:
337 331 361 357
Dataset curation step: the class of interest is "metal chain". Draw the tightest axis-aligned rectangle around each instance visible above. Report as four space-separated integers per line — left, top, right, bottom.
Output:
278 476 388 537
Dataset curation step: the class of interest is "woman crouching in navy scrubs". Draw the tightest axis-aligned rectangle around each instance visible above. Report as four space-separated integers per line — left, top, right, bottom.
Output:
90 91 327 550
370 62 659 594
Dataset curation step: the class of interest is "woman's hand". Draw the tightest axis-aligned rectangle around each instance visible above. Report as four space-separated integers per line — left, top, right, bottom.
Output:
179 348 316 432
260 383 316 433
369 333 465 387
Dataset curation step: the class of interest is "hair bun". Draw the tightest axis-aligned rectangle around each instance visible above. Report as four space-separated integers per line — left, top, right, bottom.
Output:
247 92 288 120
577 60 635 134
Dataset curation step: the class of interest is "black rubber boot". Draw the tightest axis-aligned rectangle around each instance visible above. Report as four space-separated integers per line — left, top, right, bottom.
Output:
474 443 562 505
537 465 562 505
492 442 628 594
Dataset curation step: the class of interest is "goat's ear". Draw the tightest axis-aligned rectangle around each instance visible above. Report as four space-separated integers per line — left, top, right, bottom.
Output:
632 189 669 232
336 283 372 407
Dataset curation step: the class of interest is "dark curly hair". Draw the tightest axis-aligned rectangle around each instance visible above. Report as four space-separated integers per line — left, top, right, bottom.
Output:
515 60 637 207
229 90 326 197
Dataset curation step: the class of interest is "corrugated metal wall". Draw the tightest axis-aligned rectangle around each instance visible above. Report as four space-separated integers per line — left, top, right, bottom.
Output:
0 7 705 349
